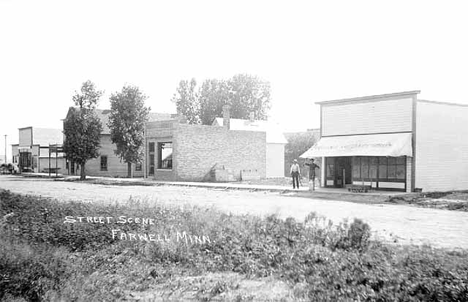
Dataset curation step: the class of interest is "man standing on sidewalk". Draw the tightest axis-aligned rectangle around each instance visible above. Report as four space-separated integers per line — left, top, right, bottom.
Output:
290 159 301 189
305 158 320 191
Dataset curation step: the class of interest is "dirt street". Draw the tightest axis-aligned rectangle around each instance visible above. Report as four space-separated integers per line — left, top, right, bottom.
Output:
1 175 467 250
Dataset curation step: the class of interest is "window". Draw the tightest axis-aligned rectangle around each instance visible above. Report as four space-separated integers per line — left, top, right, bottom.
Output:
100 156 108 171
361 157 369 179
158 142 173 169
369 157 378 179
378 157 387 179
326 157 335 178
148 142 155 176
353 156 406 182
352 157 361 179
396 157 406 179
135 162 142 171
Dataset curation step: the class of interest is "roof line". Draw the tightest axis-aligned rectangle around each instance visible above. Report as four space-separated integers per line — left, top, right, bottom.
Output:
417 99 468 107
316 90 421 105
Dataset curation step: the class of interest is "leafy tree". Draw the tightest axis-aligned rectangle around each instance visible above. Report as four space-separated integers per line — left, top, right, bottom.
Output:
63 80 103 180
72 80 102 110
227 74 271 121
171 74 271 125
198 78 230 125
171 78 200 124
108 85 150 177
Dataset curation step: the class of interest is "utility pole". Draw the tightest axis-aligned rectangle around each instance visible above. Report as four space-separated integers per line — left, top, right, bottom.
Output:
4 135 6 164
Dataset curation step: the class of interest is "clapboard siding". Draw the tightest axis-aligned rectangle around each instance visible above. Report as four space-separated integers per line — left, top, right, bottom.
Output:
415 101 468 191
85 135 144 177
322 98 413 136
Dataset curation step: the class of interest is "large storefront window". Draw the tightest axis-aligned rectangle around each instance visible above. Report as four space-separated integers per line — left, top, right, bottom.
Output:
158 142 173 170
353 156 406 182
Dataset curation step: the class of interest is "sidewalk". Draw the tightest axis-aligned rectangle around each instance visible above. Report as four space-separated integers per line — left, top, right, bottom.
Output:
17 173 405 201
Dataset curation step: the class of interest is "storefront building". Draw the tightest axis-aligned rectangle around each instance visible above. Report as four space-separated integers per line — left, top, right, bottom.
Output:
144 106 267 182
11 127 65 173
301 91 468 192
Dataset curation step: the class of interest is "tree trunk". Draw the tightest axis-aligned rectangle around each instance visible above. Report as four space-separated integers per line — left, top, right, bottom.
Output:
80 163 86 180
127 162 132 178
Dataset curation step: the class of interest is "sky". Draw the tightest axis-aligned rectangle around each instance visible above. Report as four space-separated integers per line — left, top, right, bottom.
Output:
1 0 467 161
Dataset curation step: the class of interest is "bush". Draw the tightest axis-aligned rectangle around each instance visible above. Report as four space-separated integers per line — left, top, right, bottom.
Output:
1 189 468 301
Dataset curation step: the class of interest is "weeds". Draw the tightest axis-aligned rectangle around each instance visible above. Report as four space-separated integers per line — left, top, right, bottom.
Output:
1 189 467 301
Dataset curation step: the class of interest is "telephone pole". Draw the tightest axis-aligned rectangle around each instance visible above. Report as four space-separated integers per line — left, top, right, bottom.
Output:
4 135 6 164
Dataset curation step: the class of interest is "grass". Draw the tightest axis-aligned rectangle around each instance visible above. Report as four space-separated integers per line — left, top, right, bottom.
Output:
1 189 468 301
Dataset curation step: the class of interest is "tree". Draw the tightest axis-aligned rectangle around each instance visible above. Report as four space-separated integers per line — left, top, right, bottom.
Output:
284 130 319 176
171 74 271 125
227 74 271 121
108 85 150 178
63 80 104 180
171 78 200 124
198 78 230 125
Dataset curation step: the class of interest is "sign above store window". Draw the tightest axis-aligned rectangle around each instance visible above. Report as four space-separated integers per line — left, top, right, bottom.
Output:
300 133 412 158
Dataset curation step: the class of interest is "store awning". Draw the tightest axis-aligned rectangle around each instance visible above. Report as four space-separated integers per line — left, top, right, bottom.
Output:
300 133 412 158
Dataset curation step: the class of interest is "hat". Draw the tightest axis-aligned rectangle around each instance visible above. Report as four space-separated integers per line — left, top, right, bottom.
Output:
294 159 298 162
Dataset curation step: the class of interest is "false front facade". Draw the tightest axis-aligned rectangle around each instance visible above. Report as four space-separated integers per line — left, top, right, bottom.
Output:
301 91 468 192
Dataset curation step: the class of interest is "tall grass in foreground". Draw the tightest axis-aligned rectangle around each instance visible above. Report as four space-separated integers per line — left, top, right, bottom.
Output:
1 189 467 301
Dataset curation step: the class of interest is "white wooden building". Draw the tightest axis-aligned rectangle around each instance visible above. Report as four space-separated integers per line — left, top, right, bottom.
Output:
11 127 65 173
301 91 468 192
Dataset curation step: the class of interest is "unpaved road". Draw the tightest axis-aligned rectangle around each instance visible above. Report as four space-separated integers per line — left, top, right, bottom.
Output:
1 175 467 250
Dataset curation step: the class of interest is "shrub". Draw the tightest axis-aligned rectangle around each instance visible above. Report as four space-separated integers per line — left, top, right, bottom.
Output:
1 189 468 301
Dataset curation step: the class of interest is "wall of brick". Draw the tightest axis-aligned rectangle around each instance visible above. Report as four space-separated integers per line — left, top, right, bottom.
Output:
174 124 266 181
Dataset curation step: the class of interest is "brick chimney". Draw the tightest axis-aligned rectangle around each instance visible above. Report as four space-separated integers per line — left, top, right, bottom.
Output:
249 111 255 122
222 105 231 130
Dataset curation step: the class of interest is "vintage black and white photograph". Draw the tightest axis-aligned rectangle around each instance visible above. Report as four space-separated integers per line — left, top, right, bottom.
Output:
1 0 467 301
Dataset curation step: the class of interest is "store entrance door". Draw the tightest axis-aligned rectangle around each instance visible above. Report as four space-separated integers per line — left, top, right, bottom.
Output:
334 157 352 188
19 151 32 172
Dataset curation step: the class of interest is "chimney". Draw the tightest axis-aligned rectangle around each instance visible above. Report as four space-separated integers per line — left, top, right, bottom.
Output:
249 111 255 122
222 105 231 130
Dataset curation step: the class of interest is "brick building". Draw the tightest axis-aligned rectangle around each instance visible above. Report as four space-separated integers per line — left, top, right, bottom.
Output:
63 108 174 177
145 106 267 182
301 91 468 192
212 113 287 178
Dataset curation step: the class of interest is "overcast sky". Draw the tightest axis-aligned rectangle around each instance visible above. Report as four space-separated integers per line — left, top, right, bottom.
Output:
1 0 467 161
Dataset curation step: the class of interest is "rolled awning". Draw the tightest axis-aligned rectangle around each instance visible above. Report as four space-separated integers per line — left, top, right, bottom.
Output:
300 133 412 158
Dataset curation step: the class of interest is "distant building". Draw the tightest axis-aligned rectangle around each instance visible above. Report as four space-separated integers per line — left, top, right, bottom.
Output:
145 106 267 182
301 91 468 192
11 127 65 173
63 108 174 177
